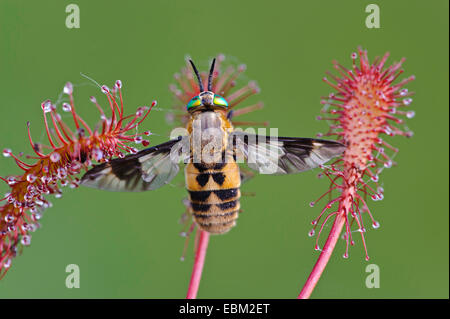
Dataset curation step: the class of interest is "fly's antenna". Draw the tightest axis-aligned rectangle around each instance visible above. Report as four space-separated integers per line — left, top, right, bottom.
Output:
208 58 216 91
188 59 204 92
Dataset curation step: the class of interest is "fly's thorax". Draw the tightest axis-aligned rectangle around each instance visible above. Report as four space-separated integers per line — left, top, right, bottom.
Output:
187 111 233 165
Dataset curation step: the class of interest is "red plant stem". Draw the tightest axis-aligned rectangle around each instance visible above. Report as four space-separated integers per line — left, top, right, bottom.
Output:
299 181 356 299
186 230 210 299
298 214 346 299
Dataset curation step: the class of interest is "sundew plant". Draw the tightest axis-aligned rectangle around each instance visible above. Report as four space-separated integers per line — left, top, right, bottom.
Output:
0 49 414 298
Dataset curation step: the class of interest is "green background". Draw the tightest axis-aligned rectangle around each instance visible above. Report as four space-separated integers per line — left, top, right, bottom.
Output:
0 0 448 298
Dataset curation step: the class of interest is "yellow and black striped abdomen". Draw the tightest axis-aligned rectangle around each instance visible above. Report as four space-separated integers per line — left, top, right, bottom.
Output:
185 161 241 234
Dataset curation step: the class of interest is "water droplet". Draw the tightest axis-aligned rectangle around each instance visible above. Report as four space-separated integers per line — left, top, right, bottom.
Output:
7 177 17 185
134 136 143 144
101 85 110 94
144 131 152 136
50 152 61 162
41 100 53 113
26 174 37 183
372 221 380 229
384 161 392 168
342 253 349 259
314 244 321 251
399 88 408 96
4 214 14 223
3 148 12 157
238 64 247 72
308 229 315 237
63 82 73 95
365 256 370 261
62 103 72 112
21 235 31 246
21 223 29 232
309 201 315 208
403 98 413 105
57 167 67 179
351 52 357 59
371 194 379 201
92 149 103 161
3 259 11 269
115 80 122 89
371 175 379 182
406 111 415 119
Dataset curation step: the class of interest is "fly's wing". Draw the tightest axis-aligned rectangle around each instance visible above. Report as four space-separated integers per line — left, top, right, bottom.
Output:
231 131 345 175
81 138 184 192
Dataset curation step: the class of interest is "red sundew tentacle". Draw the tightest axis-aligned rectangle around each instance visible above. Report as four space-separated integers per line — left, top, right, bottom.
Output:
322 171 343 188
352 210 370 261
10 156 32 172
226 84 253 104
311 197 341 227
169 84 187 103
114 114 135 133
214 66 234 94
221 65 246 96
50 112 69 145
230 102 264 117
136 101 157 126
67 93 80 130
322 77 349 96
354 193 376 224
114 82 124 117
104 91 116 131
54 116 74 143
315 211 338 250
90 96 107 120
310 186 339 208
174 73 194 96
109 93 121 121
320 101 346 109
124 104 155 132
41 106 57 149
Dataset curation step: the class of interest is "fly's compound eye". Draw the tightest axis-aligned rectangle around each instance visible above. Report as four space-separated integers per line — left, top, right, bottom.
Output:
213 94 228 108
186 96 201 110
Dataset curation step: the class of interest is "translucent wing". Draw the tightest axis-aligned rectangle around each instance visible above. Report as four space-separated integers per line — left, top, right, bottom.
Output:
231 131 346 175
81 138 183 192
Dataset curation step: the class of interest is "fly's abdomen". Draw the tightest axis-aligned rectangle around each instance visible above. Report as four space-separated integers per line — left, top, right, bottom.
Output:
185 161 241 234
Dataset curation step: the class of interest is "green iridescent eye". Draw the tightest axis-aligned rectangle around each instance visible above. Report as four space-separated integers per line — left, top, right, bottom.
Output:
213 94 228 108
186 96 201 110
